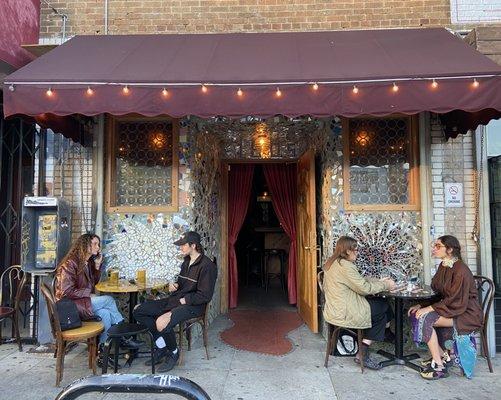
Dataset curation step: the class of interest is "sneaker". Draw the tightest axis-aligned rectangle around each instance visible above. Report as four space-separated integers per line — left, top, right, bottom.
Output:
420 361 449 380
156 350 180 373
145 346 168 366
354 354 382 370
420 351 452 368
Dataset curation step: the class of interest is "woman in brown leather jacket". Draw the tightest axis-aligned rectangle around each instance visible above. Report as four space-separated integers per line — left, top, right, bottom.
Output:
55 234 138 353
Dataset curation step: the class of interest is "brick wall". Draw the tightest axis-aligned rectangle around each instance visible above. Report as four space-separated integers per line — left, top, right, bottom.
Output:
429 114 478 275
40 0 453 39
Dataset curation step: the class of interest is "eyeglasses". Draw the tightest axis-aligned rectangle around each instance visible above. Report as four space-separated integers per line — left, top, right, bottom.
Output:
432 243 446 249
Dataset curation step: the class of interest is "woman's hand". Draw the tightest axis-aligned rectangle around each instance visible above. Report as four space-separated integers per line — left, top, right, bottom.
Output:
407 304 422 316
94 253 103 270
381 277 396 291
415 305 433 319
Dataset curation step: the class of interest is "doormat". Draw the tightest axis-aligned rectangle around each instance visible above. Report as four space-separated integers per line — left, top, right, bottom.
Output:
220 309 303 356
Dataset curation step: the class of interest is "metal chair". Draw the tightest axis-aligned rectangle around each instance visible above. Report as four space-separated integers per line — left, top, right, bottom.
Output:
40 282 104 386
0 265 23 351
318 270 364 372
473 275 495 373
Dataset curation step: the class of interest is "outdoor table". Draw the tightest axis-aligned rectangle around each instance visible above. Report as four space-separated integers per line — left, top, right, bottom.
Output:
95 278 169 322
376 285 439 371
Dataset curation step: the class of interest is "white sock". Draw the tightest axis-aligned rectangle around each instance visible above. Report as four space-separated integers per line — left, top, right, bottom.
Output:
155 337 166 349
172 348 178 355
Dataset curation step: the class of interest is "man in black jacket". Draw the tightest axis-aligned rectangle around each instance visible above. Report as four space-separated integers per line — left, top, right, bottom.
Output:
133 231 217 372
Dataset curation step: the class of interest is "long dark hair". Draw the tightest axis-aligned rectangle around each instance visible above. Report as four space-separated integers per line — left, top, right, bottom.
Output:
58 233 100 273
190 242 204 256
324 236 358 270
437 235 462 260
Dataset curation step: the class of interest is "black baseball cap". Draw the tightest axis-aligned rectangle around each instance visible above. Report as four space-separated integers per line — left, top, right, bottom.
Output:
173 231 201 246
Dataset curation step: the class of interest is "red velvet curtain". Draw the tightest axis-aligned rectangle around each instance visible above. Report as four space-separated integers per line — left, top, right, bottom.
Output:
263 164 297 304
228 164 254 308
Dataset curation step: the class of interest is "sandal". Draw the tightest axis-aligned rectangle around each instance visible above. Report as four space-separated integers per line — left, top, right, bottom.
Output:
420 361 449 380
420 351 452 368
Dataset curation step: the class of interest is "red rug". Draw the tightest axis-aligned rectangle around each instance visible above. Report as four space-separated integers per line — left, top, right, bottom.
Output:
220 309 303 355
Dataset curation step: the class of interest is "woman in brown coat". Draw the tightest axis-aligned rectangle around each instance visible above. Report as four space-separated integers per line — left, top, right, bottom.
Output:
55 234 138 355
408 235 483 380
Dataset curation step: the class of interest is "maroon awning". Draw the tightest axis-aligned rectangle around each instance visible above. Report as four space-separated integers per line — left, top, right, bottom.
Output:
4 28 501 119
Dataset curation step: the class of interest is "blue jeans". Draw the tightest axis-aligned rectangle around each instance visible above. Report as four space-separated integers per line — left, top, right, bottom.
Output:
91 295 124 344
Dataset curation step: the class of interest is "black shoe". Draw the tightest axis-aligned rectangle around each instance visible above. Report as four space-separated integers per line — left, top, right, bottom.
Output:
145 346 168 366
120 337 143 350
384 329 396 344
157 350 180 373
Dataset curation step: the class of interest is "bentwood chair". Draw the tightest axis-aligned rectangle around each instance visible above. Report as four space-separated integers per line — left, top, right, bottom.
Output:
318 270 365 373
40 283 104 386
177 302 211 366
0 265 23 351
473 275 495 373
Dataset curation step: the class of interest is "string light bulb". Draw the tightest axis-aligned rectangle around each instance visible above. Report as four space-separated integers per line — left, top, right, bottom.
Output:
431 79 438 89
86 86 94 95
162 88 169 97
276 87 282 97
201 84 208 93
392 82 399 92
46 87 53 97
312 83 319 91
472 78 480 88
122 85 129 94
352 85 359 94
8 84 14 92
237 88 243 97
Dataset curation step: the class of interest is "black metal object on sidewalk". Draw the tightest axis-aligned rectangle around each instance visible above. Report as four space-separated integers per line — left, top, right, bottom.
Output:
55 374 211 400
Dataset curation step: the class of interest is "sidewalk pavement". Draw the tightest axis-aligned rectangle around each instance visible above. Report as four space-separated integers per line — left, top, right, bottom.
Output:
0 314 499 400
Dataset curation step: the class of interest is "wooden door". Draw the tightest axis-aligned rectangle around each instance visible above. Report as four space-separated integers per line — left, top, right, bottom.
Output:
297 149 318 332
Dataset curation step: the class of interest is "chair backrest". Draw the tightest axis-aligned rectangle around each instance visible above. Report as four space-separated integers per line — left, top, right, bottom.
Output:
39 282 62 339
0 265 23 307
473 275 495 327
317 270 324 294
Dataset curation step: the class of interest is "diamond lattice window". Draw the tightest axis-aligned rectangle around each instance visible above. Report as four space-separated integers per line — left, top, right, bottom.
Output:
105 117 178 213
343 116 420 211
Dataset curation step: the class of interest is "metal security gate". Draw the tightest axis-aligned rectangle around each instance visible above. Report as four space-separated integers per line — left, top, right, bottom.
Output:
0 95 41 270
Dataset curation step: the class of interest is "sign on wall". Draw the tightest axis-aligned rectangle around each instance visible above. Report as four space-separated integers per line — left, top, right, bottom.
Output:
450 1 501 24
445 182 464 208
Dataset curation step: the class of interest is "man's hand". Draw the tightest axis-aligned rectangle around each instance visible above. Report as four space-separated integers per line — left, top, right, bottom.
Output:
155 311 172 332
168 283 178 293
180 298 186 305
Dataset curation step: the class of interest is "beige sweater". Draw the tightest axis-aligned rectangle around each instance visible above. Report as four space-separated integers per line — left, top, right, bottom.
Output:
322 258 390 329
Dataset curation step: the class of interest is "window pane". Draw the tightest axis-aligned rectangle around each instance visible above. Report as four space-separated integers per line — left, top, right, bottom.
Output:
349 118 411 205
115 120 173 206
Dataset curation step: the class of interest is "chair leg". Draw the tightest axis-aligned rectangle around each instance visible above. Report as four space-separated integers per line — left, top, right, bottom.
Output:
12 315 22 352
178 323 184 366
203 324 210 360
147 331 155 374
325 325 340 368
101 339 112 374
55 341 65 387
481 328 494 373
87 338 92 370
357 330 364 374
113 338 120 373
187 326 192 351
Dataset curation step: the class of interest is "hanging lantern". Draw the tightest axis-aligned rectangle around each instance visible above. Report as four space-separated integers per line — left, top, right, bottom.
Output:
253 123 271 159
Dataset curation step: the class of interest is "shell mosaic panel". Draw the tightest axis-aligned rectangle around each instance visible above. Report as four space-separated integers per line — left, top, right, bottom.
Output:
331 212 423 282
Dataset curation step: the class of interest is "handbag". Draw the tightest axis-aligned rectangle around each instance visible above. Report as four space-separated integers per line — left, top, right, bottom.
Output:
55 298 82 331
333 329 359 356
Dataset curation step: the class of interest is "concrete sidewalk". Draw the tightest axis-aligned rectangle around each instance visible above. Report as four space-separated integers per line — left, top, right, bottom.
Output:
0 314 499 400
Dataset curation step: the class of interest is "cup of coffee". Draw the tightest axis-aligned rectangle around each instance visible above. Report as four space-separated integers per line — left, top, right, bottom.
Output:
136 269 146 285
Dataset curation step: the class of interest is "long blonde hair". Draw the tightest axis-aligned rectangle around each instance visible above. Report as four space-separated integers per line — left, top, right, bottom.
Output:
324 236 358 271
58 233 99 273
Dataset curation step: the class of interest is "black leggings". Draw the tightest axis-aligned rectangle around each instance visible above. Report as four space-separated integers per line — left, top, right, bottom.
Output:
364 297 393 341
133 298 203 351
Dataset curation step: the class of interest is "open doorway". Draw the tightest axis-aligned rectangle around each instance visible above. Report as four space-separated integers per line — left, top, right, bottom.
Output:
236 164 292 309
